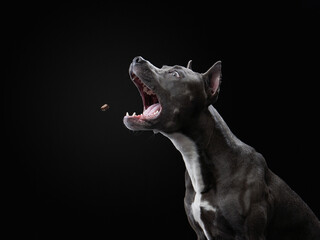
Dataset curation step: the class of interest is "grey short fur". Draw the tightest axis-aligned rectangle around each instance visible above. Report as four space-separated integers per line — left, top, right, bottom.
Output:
123 56 320 240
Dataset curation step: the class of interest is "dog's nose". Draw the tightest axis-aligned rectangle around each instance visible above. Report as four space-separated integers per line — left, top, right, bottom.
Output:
133 56 145 64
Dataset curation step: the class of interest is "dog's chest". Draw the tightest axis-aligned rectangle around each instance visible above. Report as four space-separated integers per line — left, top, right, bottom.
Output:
191 193 217 218
191 192 217 236
162 132 218 238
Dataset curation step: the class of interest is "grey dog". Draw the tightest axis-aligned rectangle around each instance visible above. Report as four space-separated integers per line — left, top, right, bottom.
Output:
123 56 320 240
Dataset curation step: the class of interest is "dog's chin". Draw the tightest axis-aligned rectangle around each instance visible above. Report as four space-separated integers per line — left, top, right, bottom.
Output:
123 101 162 131
123 117 156 131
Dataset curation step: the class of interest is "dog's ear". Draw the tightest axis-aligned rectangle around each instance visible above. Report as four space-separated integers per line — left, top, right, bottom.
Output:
202 61 222 104
187 60 192 70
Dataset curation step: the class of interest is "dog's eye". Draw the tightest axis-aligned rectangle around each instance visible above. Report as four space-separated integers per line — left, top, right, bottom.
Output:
171 71 180 78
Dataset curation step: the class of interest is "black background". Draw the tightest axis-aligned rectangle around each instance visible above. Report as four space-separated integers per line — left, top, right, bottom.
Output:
4 1 320 239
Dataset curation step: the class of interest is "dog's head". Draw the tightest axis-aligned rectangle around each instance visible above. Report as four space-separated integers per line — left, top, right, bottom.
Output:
123 56 221 133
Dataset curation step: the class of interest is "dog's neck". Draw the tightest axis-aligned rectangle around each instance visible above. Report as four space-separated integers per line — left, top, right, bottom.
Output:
162 105 244 193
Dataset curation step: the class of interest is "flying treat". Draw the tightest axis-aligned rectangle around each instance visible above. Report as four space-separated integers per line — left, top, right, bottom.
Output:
100 104 109 111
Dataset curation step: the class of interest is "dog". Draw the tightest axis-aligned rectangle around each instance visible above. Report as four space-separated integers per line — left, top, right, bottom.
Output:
123 56 320 239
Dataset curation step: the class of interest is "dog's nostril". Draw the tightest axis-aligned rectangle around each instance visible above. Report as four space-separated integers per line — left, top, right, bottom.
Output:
133 56 144 64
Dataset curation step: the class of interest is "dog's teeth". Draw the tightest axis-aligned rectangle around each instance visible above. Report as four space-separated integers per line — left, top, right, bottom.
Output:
133 112 136 116
126 112 129 116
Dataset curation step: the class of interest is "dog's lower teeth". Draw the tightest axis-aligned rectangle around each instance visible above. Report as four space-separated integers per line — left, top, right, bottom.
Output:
126 112 139 117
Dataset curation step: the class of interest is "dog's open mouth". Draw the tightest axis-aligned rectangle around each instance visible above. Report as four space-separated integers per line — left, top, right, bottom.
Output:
125 72 162 120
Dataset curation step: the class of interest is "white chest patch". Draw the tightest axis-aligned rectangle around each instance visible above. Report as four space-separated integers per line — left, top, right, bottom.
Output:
161 132 203 192
161 132 217 239
192 193 217 239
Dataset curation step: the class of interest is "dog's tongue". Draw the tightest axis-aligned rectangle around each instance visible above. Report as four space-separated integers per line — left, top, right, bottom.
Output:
143 103 161 116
